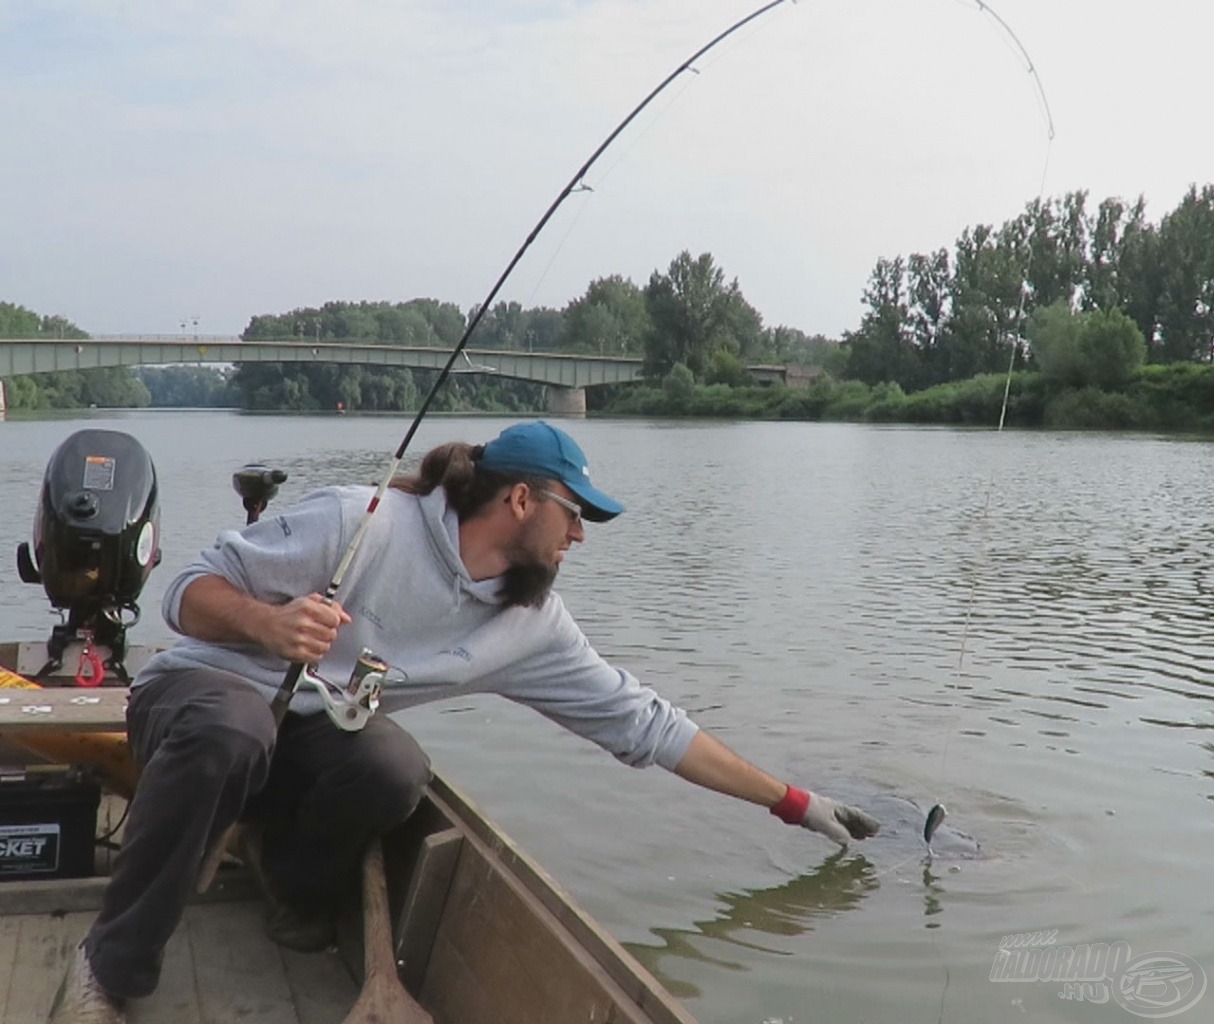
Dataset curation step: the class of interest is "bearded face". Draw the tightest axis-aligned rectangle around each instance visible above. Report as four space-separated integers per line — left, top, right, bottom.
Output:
497 514 561 608
498 560 559 608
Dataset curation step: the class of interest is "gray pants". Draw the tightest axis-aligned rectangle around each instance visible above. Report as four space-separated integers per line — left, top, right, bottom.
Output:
85 669 432 999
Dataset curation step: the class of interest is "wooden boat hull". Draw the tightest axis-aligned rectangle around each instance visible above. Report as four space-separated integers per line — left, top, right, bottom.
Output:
0 643 696 1024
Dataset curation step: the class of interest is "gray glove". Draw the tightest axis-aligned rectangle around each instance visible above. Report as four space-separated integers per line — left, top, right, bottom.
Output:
802 792 881 847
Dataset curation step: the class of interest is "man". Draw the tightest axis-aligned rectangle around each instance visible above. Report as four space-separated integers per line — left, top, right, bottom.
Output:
51 420 879 1023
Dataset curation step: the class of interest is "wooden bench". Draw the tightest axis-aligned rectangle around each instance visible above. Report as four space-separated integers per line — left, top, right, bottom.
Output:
0 686 129 734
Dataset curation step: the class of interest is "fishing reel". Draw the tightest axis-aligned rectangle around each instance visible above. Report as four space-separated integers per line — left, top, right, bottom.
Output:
298 650 386 732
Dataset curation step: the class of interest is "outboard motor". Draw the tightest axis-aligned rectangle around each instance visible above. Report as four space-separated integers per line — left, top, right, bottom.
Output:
16 429 161 682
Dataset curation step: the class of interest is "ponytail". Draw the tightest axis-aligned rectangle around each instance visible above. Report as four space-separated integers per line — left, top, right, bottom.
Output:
391 442 544 521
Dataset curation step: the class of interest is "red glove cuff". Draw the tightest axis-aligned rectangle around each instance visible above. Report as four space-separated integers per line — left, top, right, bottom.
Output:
770 785 810 825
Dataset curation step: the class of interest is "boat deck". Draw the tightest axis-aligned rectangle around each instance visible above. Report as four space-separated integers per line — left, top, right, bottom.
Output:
2 900 360 1024
0 663 697 1024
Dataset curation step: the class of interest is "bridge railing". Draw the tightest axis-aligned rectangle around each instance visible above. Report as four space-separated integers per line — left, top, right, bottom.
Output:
0 337 787 387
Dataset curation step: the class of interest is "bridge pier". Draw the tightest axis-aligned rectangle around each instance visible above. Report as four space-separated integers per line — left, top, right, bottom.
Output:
0 378 7 420
545 385 586 417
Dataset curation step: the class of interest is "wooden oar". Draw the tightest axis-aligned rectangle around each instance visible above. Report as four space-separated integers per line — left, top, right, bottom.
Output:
341 838 433 1024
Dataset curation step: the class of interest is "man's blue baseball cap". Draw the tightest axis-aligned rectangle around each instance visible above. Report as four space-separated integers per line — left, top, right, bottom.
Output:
480 421 624 522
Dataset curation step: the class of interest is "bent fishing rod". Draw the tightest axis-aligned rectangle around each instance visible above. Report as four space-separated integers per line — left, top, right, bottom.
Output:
196 0 789 892
264 0 790 726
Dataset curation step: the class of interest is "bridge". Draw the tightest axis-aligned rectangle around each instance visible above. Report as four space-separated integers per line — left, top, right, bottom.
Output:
0 336 787 415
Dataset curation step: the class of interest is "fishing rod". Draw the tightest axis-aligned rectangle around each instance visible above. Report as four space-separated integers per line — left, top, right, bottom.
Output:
265 0 788 721
198 0 792 891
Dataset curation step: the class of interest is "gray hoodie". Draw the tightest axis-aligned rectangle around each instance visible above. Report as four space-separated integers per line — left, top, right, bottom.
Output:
135 485 698 770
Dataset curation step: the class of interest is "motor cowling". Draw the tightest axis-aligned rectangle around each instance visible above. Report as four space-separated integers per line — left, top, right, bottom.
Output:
17 429 161 620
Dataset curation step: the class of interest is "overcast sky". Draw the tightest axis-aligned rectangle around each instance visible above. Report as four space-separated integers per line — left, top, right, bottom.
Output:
2 0 1210 340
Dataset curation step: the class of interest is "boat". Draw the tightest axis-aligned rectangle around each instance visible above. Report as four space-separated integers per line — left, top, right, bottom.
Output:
0 428 697 1024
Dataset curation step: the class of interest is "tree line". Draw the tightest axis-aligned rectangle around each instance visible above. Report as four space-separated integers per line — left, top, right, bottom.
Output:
0 302 152 409
3 181 1213 426
845 184 1214 391
1 252 839 413
226 255 839 412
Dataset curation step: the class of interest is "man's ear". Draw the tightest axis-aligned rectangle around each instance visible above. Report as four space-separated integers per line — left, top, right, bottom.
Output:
504 481 532 521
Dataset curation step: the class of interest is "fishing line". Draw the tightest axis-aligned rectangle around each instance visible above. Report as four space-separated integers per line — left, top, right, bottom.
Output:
592 3 784 192
520 79 695 306
520 1 791 311
522 186 594 308
927 0 1057 856
264 0 795 718
522 7 782 309
590 75 697 191
810 26 1054 1016
193 0 796 894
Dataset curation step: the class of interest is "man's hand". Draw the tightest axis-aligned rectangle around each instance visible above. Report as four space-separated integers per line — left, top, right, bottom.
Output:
801 792 881 847
179 576 351 661
770 785 880 847
668 734 881 848
262 593 352 663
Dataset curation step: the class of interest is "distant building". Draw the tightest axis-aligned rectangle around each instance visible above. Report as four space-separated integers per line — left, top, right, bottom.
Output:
783 364 826 389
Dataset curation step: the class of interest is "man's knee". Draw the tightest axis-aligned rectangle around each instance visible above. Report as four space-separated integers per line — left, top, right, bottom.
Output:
359 723 432 820
190 719 275 789
153 687 276 791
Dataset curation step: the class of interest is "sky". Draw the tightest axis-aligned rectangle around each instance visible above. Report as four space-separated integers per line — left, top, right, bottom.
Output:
2 0 1211 341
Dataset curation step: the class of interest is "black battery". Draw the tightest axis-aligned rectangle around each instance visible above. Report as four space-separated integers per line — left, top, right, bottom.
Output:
0 768 100 881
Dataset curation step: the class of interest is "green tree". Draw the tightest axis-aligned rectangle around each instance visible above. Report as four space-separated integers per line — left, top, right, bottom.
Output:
906 249 951 386
643 252 764 380
0 302 40 336
1029 302 1146 388
467 302 565 352
81 367 152 407
561 275 650 355
405 299 466 346
1153 184 1214 362
844 257 912 386
1082 195 1152 316
1 303 150 409
475 301 529 350
766 327 845 372
662 362 695 408
704 348 752 386
237 300 472 411
1018 191 1088 310
136 366 234 407
0 302 88 340
943 223 1026 380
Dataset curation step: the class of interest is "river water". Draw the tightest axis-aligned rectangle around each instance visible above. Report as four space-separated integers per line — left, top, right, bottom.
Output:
1 411 1210 1023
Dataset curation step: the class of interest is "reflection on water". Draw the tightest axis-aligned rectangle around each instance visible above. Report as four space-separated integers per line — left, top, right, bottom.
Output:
630 853 881 999
921 862 946 929
631 850 968 1002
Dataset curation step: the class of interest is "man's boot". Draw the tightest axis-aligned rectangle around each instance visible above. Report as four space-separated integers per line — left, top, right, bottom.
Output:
240 823 336 953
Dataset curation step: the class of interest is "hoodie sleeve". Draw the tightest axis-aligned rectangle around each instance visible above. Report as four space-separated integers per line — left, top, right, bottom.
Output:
161 487 355 633
497 598 700 770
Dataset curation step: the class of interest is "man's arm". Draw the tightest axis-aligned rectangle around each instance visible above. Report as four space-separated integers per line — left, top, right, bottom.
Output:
178 575 351 664
673 731 880 847
672 731 787 805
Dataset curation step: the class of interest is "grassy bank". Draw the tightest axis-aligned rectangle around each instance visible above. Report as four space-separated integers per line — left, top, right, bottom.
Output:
602 363 1214 432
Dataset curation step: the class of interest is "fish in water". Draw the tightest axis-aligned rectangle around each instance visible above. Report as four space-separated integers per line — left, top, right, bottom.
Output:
923 803 947 859
811 783 980 864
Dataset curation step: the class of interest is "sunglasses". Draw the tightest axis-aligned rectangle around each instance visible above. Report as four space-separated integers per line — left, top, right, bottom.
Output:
537 489 583 526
